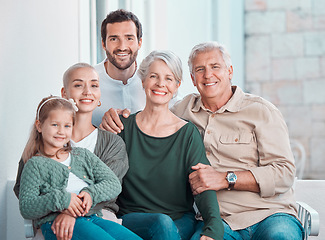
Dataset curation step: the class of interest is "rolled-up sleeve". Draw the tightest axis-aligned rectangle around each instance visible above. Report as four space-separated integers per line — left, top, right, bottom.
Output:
250 105 295 198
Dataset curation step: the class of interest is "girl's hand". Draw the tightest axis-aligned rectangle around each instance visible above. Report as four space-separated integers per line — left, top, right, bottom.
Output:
67 193 84 217
51 213 76 240
78 191 92 216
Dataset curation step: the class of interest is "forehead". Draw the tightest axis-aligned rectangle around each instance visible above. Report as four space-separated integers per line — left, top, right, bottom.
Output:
47 108 73 120
69 67 98 82
193 49 224 66
106 21 137 37
149 60 171 72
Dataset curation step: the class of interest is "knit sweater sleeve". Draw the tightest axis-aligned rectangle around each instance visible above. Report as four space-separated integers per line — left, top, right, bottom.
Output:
95 129 129 183
19 159 71 220
81 149 122 206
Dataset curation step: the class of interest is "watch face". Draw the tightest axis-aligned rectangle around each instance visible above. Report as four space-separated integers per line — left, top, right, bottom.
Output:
227 172 237 183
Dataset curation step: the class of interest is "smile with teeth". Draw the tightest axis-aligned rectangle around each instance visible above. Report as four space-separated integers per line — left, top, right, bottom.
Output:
152 90 167 95
80 99 93 103
204 82 217 86
116 52 129 57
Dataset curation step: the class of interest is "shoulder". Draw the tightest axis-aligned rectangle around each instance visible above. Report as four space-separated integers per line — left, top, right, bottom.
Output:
242 92 281 116
177 121 201 139
171 93 200 116
97 128 125 146
93 60 105 73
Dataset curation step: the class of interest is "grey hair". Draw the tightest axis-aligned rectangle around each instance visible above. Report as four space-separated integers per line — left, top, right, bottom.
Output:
137 50 183 84
63 63 96 89
188 41 232 75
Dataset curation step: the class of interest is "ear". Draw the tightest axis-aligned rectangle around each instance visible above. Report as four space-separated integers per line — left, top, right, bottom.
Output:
35 120 42 133
228 65 234 80
176 80 181 89
191 74 197 87
61 87 67 98
138 38 142 50
101 40 106 51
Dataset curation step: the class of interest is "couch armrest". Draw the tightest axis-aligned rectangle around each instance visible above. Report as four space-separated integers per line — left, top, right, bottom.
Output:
24 219 36 238
297 201 319 239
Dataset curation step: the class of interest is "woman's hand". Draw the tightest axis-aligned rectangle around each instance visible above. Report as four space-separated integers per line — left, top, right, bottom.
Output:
78 191 92 216
51 213 76 240
200 235 214 240
67 193 84 217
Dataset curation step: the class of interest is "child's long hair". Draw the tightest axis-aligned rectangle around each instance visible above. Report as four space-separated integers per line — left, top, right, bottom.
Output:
22 96 76 163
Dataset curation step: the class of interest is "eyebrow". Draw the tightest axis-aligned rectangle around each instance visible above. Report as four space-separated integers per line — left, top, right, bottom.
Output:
72 79 98 82
108 34 136 38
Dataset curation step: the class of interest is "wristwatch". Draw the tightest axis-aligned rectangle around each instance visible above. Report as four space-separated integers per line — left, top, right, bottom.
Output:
226 171 237 190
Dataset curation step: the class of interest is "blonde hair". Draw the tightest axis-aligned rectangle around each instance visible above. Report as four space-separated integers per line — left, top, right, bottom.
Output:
22 96 76 163
62 63 96 89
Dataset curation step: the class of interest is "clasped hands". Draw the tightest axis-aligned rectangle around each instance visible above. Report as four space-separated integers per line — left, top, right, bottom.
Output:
65 191 92 218
51 191 92 240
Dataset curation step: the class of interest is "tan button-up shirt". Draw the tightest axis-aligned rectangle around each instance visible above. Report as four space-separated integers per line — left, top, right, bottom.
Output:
171 86 298 230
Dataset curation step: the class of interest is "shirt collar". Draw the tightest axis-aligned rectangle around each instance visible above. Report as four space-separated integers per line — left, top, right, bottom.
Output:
191 86 244 114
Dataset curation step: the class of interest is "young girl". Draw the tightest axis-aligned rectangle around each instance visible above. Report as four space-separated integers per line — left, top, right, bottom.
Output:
19 96 142 240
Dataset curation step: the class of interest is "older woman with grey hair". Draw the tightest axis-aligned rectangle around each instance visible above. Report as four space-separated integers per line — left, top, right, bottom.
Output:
114 50 224 240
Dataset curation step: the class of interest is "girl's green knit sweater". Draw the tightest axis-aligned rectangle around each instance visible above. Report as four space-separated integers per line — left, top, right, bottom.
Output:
19 147 121 228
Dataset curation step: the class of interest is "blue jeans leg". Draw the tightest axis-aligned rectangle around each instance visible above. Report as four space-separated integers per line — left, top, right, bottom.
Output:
222 213 304 240
251 213 304 240
190 220 204 240
174 212 197 240
41 215 143 240
121 212 196 240
120 212 180 240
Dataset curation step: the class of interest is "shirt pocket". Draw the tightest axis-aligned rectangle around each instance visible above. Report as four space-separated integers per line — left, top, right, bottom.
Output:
219 132 253 144
218 131 258 166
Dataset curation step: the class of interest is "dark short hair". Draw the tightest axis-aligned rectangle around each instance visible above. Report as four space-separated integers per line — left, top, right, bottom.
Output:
101 9 142 45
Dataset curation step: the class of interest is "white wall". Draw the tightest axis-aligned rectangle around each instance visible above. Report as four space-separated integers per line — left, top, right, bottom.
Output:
0 0 82 239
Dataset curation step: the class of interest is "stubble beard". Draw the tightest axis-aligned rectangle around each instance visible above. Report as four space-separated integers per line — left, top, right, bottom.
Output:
106 50 138 70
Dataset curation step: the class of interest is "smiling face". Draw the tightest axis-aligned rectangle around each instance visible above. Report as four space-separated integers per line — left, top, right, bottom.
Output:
36 109 73 156
142 60 180 106
102 21 142 70
62 67 101 113
191 49 233 108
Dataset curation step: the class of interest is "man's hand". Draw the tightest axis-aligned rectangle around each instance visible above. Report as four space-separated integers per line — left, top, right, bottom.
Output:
66 193 84 217
99 108 130 134
52 213 76 240
78 191 92 216
189 163 227 195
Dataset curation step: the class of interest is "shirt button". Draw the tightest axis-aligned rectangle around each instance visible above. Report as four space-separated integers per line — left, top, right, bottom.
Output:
207 130 211 134
206 152 211 156
235 138 239 142
211 115 215 118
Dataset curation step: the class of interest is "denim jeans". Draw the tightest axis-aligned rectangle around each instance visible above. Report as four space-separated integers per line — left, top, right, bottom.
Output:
41 214 142 240
120 212 198 240
222 213 304 240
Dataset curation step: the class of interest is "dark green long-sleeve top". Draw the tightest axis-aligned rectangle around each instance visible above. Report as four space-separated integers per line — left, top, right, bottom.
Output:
117 113 224 239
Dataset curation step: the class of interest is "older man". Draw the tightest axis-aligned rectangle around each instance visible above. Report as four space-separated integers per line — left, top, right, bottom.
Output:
171 42 303 240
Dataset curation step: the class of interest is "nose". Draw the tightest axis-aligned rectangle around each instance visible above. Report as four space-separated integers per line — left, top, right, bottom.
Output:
204 68 213 79
83 84 92 95
57 125 64 134
118 39 127 51
156 77 165 87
